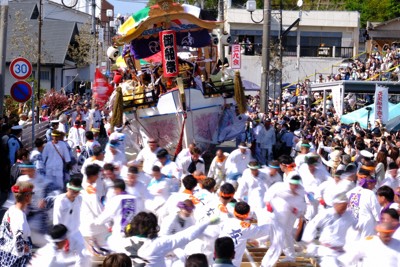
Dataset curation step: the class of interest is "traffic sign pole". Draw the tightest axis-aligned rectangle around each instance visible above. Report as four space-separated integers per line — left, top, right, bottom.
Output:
31 82 35 147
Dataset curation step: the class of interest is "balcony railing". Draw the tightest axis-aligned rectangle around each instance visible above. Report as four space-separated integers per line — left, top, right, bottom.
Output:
229 44 354 58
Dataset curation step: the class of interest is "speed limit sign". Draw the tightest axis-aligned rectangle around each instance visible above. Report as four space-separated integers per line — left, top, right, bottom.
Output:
9 57 32 80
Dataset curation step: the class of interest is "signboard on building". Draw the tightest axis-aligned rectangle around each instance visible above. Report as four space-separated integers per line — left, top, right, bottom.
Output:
231 44 241 69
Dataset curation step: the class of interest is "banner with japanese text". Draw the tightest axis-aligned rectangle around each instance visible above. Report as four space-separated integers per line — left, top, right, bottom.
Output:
231 44 241 69
331 87 343 117
374 84 388 123
92 68 114 109
159 30 179 77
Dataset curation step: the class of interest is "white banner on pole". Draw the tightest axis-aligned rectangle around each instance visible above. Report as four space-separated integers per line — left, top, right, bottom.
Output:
374 84 389 124
331 87 342 117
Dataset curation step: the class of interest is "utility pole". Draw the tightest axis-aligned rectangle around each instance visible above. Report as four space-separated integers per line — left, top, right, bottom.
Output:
259 0 271 114
36 0 43 122
217 0 224 62
0 0 9 118
91 0 98 67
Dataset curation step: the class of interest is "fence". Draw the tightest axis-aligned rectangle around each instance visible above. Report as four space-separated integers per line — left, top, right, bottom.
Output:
21 121 49 151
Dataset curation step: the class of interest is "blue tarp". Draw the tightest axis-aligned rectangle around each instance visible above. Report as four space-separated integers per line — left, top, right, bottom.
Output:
341 102 400 128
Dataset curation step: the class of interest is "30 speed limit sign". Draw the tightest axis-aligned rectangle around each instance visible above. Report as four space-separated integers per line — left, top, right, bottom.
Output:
9 57 32 80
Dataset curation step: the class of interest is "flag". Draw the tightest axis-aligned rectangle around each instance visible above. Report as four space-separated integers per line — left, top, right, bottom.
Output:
374 84 388 124
92 68 114 109
117 7 150 36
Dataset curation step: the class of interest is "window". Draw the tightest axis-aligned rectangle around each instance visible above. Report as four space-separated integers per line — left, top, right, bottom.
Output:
40 71 50 81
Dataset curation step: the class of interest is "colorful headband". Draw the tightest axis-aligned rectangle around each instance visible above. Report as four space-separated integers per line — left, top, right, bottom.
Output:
67 183 82 191
234 210 249 220
11 185 33 193
220 192 234 198
19 164 35 169
51 132 61 137
177 201 195 212
268 164 280 169
376 225 395 234
289 178 302 185
247 164 261 170
301 143 311 148
361 165 375 172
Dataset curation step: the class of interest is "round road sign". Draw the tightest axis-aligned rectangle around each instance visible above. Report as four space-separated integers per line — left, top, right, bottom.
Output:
9 57 32 80
10 81 32 103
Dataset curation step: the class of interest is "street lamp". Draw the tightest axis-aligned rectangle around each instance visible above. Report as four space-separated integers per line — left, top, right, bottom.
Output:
246 0 271 114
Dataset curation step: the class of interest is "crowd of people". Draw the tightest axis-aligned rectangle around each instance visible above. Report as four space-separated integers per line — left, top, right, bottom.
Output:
0 75 400 266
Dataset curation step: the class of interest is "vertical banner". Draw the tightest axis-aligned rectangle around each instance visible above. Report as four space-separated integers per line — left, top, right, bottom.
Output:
374 84 389 123
92 68 114 109
231 44 241 69
331 87 343 117
159 30 179 77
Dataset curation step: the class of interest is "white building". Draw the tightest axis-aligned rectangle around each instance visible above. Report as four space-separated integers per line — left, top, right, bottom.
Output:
223 8 360 87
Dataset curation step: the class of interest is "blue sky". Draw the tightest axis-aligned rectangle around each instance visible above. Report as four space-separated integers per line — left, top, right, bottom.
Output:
112 0 147 16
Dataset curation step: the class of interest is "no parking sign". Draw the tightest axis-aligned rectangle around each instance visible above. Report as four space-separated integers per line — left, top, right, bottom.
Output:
10 81 32 103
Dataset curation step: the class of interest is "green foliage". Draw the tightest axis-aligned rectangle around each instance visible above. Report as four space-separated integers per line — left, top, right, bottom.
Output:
68 21 97 68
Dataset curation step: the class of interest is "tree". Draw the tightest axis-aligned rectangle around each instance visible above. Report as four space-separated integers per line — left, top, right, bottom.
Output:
9 10 50 63
68 21 99 68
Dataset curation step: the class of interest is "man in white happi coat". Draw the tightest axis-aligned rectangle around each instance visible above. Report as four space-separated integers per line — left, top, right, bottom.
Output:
80 164 109 248
80 146 105 183
68 120 86 148
28 224 79 267
104 140 126 167
146 166 170 214
302 194 356 267
346 168 380 240
207 149 229 190
177 147 205 179
380 162 400 191
53 178 90 266
235 161 268 221
340 222 400 267
258 119 276 165
263 175 306 264
42 130 71 189
154 148 181 192
294 142 311 169
160 199 196 267
219 201 272 267
224 142 253 187
131 138 162 180
124 166 152 212
298 154 331 220
94 179 138 250
259 160 282 187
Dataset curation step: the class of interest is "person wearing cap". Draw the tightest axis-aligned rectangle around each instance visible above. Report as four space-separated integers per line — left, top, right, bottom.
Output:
302 193 356 267
109 124 127 155
207 149 229 190
53 178 89 266
379 162 399 191
0 181 34 266
124 166 152 212
42 130 71 190
346 167 380 240
224 142 254 186
45 120 60 143
263 175 306 264
235 161 268 219
7 125 23 165
130 138 162 179
219 202 272 267
160 199 196 266
341 222 400 267
94 179 138 250
28 224 78 266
